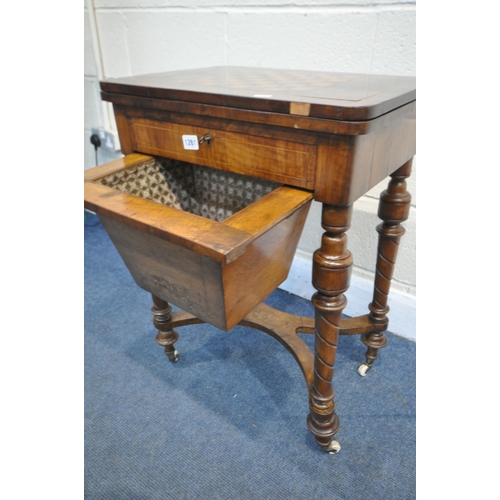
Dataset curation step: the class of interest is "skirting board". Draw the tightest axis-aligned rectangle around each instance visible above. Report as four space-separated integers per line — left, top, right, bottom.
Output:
279 254 416 341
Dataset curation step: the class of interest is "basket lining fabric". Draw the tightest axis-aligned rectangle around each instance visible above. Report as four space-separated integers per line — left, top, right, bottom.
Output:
97 157 279 222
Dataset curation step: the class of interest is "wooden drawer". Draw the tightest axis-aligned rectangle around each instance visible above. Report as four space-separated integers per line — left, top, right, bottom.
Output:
129 118 316 189
130 120 212 165
84 154 313 331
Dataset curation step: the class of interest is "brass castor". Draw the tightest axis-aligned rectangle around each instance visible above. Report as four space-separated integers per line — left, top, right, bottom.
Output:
357 363 371 377
166 349 179 362
323 440 341 455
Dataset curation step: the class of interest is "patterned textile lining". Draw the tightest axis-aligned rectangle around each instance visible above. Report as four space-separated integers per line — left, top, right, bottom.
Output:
97 157 279 222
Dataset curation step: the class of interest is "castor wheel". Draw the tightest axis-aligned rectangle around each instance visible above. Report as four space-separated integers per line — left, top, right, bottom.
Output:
357 363 371 377
324 440 341 454
166 349 179 362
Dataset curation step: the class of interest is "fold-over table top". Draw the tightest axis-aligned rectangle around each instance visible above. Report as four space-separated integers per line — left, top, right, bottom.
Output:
100 66 416 122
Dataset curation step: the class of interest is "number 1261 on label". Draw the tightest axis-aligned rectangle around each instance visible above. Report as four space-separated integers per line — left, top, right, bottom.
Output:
182 135 199 150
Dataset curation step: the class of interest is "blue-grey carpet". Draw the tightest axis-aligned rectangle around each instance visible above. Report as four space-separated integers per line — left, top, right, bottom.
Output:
84 212 416 500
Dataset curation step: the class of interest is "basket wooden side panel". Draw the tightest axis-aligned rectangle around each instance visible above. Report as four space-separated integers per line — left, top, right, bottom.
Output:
99 215 227 330
222 202 311 330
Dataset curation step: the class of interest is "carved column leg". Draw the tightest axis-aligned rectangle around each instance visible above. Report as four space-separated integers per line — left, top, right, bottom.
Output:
151 295 180 362
307 205 353 454
358 160 412 376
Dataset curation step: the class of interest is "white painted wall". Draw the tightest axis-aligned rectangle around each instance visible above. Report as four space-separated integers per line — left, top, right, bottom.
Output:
84 0 416 339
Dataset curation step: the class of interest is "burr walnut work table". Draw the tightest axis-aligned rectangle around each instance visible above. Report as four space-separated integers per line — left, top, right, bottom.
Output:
84 66 416 454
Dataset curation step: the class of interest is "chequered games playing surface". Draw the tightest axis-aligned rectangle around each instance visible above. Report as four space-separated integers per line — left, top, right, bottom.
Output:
133 66 390 102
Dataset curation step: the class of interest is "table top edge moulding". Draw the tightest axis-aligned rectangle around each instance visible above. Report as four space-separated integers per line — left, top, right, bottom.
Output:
100 66 416 122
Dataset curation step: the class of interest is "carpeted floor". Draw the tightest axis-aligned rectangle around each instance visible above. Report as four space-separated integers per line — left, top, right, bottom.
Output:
84 211 416 500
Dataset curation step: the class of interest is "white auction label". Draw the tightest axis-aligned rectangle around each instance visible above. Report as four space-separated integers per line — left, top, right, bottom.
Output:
182 135 199 150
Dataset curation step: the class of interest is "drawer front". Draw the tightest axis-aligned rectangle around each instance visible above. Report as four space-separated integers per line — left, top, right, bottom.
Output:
129 118 316 189
130 119 211 165
209 129 316 189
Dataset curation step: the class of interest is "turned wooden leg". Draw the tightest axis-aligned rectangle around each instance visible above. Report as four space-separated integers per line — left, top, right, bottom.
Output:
307 205 353 453
359 160 412 376
151 295 180 362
